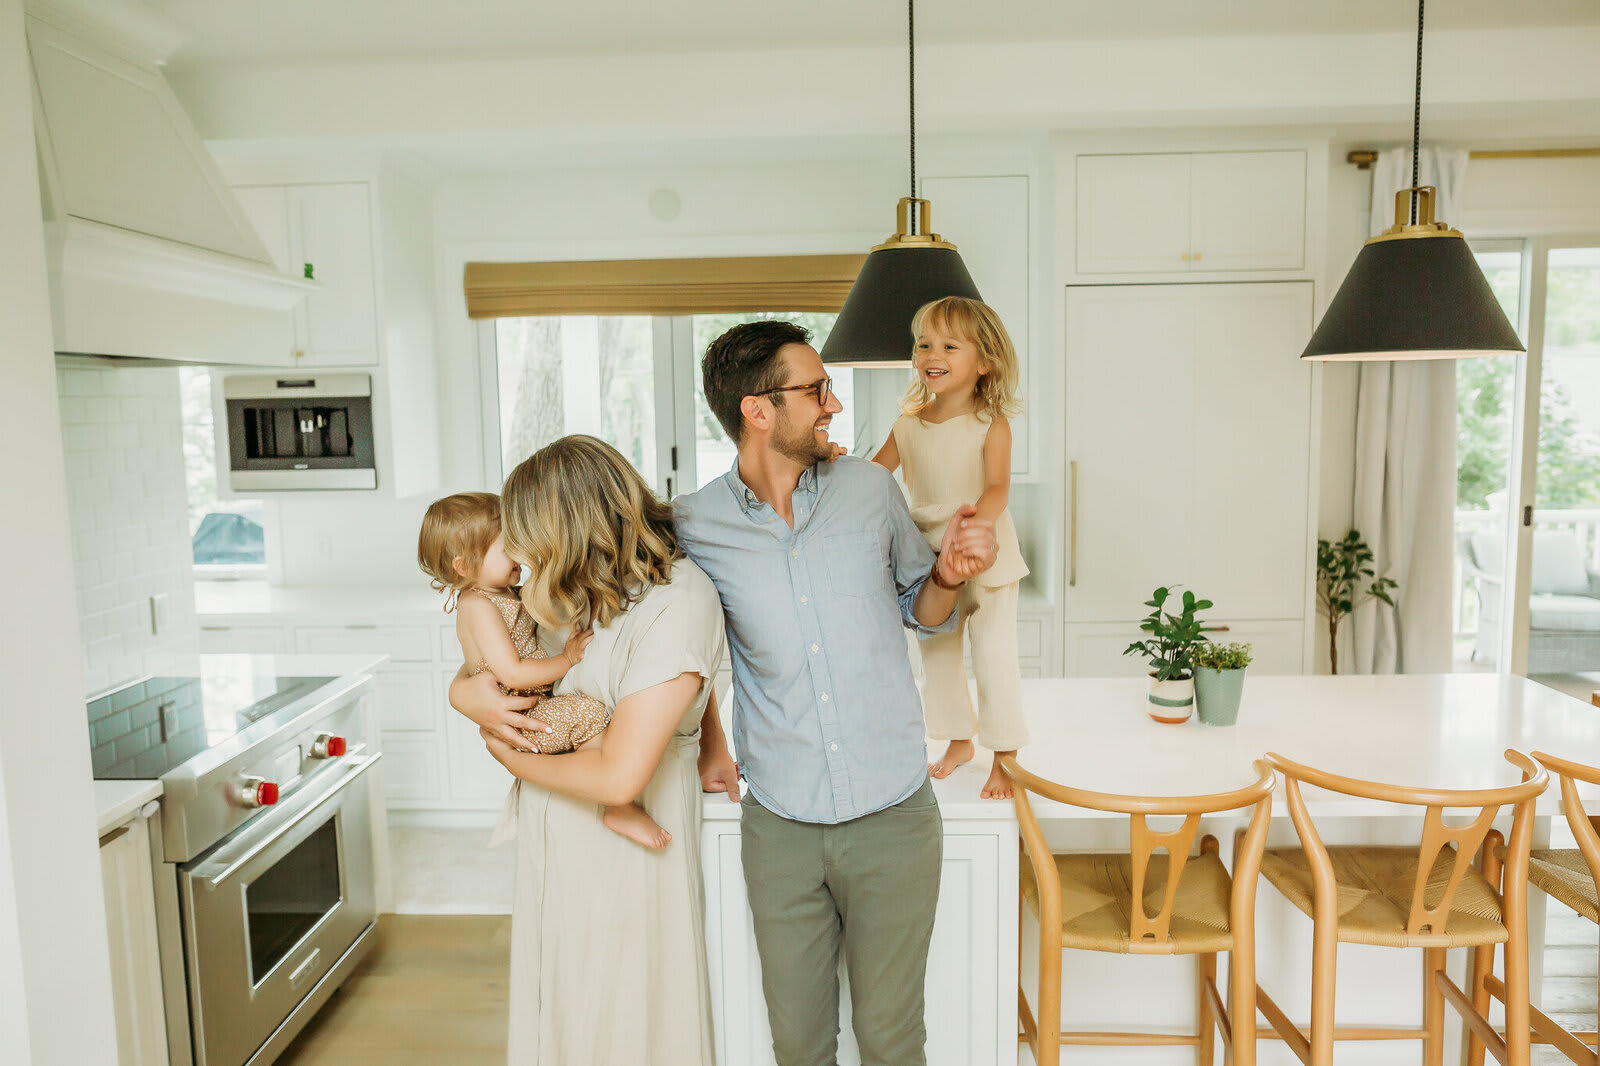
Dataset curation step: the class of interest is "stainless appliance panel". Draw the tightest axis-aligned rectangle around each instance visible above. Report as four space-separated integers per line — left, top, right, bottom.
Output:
181 753 379 1066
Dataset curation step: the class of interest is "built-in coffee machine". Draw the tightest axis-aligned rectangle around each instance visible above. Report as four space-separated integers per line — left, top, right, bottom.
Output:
223 374 376 491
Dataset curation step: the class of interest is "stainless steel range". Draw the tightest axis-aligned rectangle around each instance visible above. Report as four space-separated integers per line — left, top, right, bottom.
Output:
89 671 382 1066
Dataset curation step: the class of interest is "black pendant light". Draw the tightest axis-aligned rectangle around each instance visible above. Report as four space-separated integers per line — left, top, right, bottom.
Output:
821 0 981 368
1301 0 1523 362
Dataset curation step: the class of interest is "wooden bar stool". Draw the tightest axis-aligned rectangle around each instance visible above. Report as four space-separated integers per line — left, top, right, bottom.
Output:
1255 749 1547 1066
1001 756 1275 1066
1467 750 1600 1065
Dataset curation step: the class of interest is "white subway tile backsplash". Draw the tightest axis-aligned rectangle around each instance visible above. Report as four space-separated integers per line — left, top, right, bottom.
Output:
57 365 197 695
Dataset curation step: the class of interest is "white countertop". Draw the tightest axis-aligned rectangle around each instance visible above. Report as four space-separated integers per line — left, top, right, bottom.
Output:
196 580 441 618
94 779 163 835
705 674 1600 821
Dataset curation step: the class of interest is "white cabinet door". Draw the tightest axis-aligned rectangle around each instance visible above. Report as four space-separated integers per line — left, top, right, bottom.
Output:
1189 151 1306 271
100 814 168 1066
706 826 1001 1066
377 734 444 805
1064 282 1313 629
920 175 1031 475
1075 154 1191 274
294 623 433 661
444 698 517 808
288 184 379 367
372 664 439 731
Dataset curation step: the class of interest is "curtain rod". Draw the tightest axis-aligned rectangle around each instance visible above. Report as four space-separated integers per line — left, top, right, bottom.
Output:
1346 147 1600 169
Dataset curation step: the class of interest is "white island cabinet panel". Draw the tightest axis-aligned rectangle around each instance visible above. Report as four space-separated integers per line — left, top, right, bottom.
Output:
99 808 168 1066
705 812 1014 1066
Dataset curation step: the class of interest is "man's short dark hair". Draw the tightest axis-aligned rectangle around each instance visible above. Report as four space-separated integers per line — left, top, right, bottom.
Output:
701 320 812 444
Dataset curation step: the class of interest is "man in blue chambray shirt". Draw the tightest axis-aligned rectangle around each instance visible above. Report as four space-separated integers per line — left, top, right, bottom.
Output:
675 320 997 1066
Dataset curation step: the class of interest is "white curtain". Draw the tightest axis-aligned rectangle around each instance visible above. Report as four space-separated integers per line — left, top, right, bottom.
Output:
1346 146 1468 674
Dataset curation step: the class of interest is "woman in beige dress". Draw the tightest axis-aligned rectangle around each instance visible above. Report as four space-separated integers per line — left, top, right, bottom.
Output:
448 435 738 1066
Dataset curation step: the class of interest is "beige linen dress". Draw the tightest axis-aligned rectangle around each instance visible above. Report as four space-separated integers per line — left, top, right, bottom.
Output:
496 560 727 1066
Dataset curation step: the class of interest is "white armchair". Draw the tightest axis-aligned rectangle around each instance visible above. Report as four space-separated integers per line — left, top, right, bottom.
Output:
1462 530 1600 673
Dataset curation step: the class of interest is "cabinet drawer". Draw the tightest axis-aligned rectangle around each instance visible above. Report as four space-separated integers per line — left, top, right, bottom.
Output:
373 665 438 731
295 623 432 662
377 734 442 804
198 623 291 655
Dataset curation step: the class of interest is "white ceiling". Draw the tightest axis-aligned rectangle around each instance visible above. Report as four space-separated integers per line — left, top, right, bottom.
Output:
148 0 1600 68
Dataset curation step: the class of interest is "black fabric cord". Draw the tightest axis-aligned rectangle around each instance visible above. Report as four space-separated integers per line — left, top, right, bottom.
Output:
1411 0 1424 224
908 0 917 204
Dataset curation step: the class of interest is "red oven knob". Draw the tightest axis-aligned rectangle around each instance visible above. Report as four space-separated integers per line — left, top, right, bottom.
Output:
235 776 279 808
311 733 347 759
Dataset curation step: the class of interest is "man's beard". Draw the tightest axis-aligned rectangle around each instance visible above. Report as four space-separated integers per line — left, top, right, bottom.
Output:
772 411 833 465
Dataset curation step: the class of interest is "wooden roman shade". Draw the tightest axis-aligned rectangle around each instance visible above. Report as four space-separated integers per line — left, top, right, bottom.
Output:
463 254 866 319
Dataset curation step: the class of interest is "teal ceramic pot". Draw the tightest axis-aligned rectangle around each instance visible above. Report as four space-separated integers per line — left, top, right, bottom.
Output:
1194 667 1246 726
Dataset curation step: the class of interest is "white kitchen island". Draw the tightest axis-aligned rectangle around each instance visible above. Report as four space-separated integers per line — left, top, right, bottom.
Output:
702 674 1600 1066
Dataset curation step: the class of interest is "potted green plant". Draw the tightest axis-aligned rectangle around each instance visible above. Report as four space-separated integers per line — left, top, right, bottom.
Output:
1316 529 1398 674
1122 586 1212 723
1191 642 1253 726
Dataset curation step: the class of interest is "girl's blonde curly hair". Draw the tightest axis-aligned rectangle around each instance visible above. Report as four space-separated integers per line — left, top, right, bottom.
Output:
901 295 1023 422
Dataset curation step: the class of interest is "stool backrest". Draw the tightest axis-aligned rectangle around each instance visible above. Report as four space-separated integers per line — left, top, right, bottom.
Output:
1002 757 1275 947
1266 750 1547 937
1531 750 1600 893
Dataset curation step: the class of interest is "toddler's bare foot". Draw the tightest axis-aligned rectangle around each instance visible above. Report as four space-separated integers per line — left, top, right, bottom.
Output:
929 739 975 780
980 751 1016 800
603 803 671 849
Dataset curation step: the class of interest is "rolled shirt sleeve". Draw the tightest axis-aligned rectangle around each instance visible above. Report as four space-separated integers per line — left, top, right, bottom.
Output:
886 484 958 637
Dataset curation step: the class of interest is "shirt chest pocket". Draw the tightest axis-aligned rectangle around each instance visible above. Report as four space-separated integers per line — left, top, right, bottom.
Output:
822 531 892 601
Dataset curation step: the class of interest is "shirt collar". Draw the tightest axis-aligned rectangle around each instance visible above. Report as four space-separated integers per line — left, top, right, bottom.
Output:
725 457 820 515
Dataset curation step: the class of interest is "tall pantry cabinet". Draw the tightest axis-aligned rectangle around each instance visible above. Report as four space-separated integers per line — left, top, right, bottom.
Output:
1060 148 1319 676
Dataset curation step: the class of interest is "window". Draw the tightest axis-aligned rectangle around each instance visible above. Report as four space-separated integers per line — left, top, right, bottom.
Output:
484 313 852 493
180 367 266 571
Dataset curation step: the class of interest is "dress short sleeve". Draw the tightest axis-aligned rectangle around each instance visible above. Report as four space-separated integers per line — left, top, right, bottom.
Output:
613 561 727 703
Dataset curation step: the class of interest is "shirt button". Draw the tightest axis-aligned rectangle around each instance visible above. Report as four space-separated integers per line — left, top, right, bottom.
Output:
820 693 829 702
810 643 819 653
830 743 839 752
791 549 799 558
800 595 809 605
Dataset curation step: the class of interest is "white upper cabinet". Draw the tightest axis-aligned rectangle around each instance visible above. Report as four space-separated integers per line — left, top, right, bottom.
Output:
235 183 380 367
919 174 1031 475
1075 150 1306 275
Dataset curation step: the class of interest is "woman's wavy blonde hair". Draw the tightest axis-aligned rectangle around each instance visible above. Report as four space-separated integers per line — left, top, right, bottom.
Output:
500 435 682 630
901 295 1023 422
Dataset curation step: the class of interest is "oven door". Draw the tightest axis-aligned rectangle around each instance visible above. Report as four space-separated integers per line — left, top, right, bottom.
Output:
180 752 380 1066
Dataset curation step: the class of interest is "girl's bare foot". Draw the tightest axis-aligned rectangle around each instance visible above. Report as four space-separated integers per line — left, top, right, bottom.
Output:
929 739 976 780
980 751 1016 800
603 803 671 849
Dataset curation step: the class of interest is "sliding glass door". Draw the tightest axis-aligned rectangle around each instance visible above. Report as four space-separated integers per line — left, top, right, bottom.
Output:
480 312 852 496
1455 237 1600 694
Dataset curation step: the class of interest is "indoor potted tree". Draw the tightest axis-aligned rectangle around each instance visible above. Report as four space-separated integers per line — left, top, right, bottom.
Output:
1316 530 1398 674
1122 586 1212 723
1192 642 1253 726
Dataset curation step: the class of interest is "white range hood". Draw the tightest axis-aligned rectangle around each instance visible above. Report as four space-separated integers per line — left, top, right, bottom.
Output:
28 7 311 366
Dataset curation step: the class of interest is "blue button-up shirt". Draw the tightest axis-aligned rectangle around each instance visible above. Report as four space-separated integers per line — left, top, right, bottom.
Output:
675 456 955 824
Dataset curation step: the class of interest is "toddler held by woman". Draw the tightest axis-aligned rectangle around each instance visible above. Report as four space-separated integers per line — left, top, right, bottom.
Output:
873 296 1030 799
418 491 671 848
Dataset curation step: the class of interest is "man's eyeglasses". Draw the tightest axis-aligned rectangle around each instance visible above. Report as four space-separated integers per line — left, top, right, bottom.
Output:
755 377 834 406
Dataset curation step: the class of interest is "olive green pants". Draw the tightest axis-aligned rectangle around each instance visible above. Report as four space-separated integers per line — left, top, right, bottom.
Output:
740 778 943 1066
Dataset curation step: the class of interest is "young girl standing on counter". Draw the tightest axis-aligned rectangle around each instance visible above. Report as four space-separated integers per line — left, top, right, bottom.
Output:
872 296 1030 799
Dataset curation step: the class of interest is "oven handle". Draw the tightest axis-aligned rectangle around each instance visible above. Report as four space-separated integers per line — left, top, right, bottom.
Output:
194 752 381 892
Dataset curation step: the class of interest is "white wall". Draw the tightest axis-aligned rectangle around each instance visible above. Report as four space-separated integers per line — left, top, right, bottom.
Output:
58 364 199 693
0 0 120 1059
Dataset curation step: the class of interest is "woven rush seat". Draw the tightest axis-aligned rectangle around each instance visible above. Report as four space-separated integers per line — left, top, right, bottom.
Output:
1523 847 1600 924
1021 849 1234 954
1261 844 1507 948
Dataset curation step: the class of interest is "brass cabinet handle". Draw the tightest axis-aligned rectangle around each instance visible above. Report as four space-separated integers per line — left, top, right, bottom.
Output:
1069 460 1079 588
98 824 131 848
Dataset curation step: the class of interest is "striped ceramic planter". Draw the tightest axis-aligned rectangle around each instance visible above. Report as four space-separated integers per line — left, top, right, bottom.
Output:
1147 674 1195 724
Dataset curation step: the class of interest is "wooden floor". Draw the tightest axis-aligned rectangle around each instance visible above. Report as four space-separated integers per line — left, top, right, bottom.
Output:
274 915 511 1066
276 910 1596 1066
